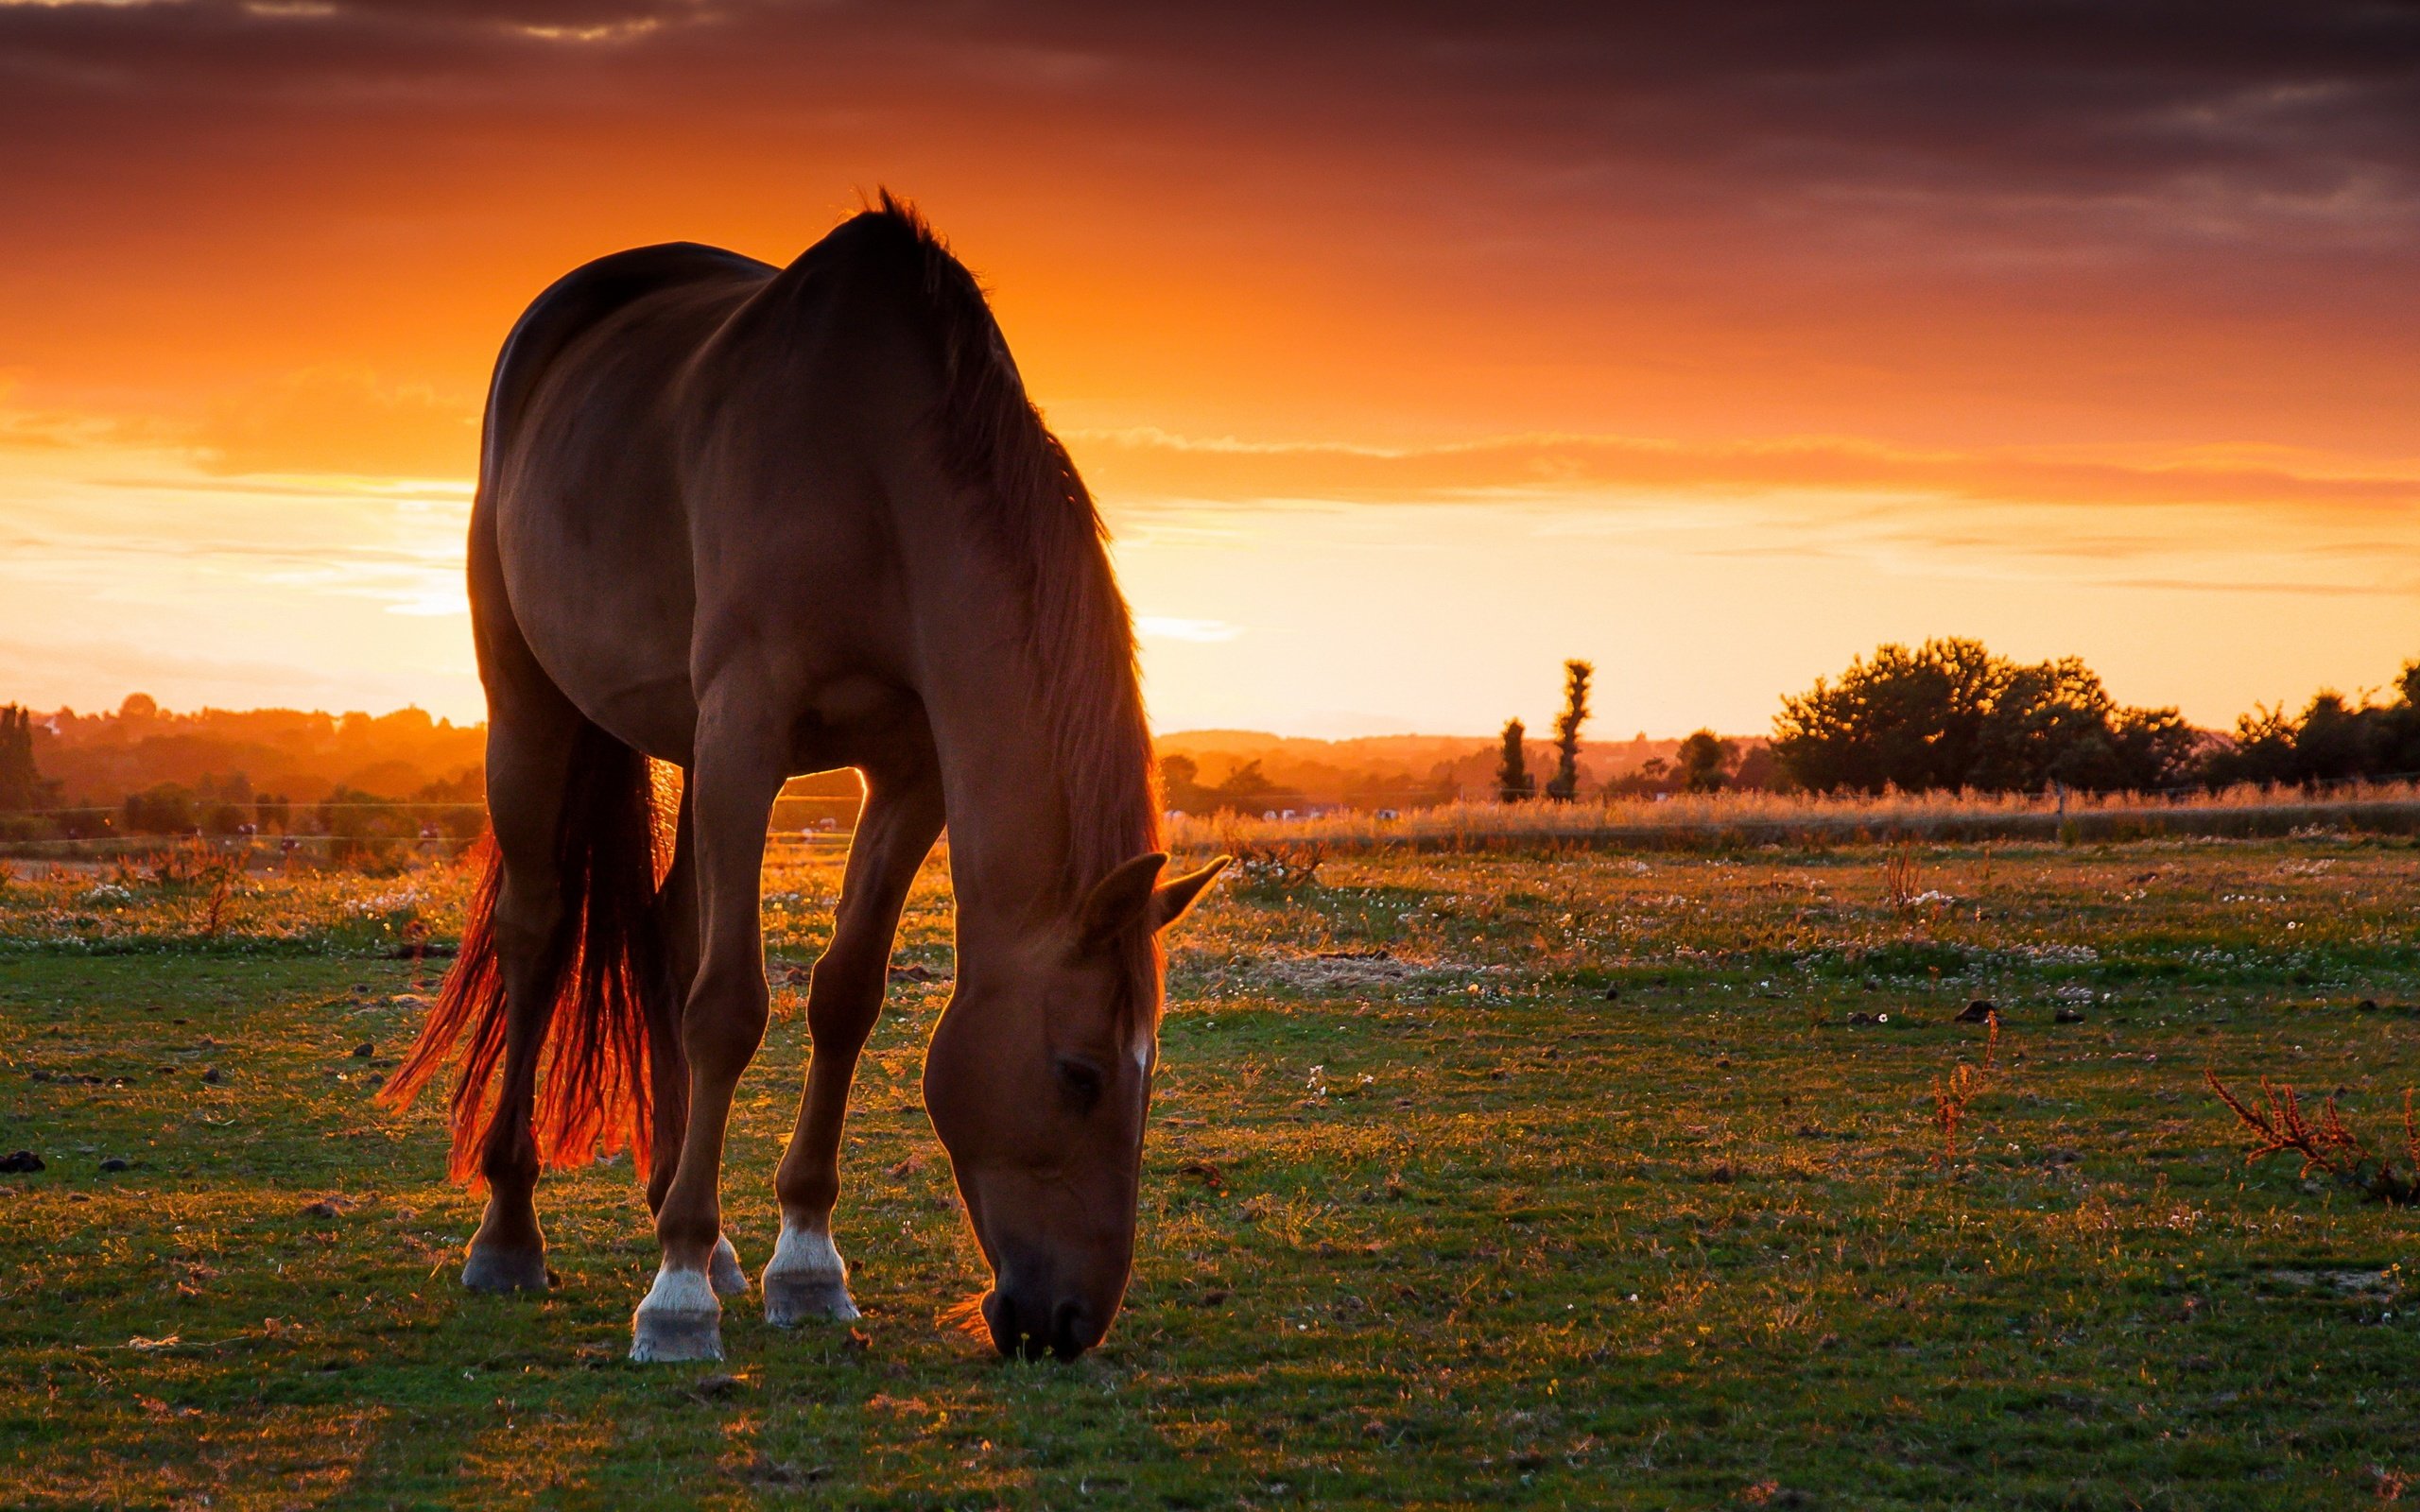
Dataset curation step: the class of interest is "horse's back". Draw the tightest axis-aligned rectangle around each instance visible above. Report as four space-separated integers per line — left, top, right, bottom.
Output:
484 242 774 477
480 243 778 758
479 220 954 769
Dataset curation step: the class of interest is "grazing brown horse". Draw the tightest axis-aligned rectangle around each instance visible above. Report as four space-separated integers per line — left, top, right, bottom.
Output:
382 195 1226 1363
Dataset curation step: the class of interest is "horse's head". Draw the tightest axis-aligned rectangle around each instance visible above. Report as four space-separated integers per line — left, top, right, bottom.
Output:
923 850 1227 1359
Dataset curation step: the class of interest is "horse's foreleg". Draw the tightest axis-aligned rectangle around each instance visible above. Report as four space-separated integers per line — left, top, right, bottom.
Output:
765 769 945 1326
629 720 783 1363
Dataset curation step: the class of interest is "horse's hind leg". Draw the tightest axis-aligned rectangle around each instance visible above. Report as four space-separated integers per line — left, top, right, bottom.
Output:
461 696 583 1292
765 763 945 1326
640 783 748 1298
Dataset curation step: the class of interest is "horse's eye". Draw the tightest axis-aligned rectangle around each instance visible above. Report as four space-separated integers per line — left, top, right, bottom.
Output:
1055 1057 1105 1112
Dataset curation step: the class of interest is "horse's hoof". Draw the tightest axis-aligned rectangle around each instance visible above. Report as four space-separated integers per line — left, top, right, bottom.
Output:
763 1271 860 1327
761 1221 856 1326
709 1234 749 1297
461 1242 550 1294
630 1266 723 1363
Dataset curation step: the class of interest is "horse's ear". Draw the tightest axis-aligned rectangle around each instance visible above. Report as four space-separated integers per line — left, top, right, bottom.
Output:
1079 852 1168 949
1150 855 1230 934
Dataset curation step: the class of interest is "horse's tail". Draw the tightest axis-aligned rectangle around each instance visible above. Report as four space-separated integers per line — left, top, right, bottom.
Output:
380 723 677 1186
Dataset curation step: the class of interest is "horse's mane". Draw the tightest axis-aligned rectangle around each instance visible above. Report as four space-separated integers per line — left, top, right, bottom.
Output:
855 193 1165 1001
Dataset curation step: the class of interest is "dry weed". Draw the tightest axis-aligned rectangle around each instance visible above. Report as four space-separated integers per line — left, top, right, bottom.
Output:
2205 1072 2419 1205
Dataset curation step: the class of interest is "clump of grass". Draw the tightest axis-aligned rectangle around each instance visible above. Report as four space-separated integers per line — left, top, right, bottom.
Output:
198 866 235 937
2205 1070 2419 1205
1228 839 1324 889
141 839 233 888
1882 840 1920 914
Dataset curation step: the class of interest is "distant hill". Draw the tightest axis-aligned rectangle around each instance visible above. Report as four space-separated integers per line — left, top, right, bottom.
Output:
27 696 483 807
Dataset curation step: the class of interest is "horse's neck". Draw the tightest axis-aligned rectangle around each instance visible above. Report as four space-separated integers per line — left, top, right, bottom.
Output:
911 631 1080 952
898 490 1150 958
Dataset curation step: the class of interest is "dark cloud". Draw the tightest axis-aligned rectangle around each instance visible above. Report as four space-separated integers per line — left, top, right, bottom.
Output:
7 0 2419 452
7 1 2417 217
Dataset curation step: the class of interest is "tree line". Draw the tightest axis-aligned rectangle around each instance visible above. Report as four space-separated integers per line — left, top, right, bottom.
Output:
1490 639 2420 802
1770 638 2420 795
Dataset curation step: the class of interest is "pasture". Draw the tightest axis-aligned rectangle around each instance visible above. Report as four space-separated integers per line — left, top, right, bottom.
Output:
1 833 2415 1508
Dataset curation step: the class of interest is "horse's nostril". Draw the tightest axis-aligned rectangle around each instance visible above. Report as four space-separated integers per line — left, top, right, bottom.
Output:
984 1290 1055 1359
1048 1299 1091 1360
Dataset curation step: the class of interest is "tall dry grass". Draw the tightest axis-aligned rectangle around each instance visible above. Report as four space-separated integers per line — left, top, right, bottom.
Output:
1166 780 2420 854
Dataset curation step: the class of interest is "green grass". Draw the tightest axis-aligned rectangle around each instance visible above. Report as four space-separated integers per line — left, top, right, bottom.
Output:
2 835 2416 1508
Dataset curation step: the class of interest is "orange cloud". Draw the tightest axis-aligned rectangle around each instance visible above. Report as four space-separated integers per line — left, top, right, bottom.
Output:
1070 428 2420 517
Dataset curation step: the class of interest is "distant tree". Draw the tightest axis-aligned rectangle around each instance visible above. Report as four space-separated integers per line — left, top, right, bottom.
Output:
1673 730 1737 793
2290 692 2373 783
1159 753 1210 814
2105 706 2204 792
1495 718 1535 803
411 772 490 844
1212 760 1281 810
2198 662 2420 789
124 782 198 835
1730 743 1782 791
2382 661 2420 774
2203 702 2299 788
1772 637 2193 794
1772 638 1998 793
1545 661 1593 801
0 705 51 812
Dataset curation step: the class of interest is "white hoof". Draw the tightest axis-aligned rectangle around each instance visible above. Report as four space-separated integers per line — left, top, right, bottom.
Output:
709 1234 749 1297
761 1221 858 1327
461 1242 549 1294
630 1265 723 1363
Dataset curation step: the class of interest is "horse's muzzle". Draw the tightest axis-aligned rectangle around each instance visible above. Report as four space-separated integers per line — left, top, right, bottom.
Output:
981 1287 1098 1360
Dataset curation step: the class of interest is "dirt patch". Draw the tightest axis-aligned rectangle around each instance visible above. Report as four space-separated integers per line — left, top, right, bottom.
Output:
1245 949 1497 995
2266 1268 2401 1302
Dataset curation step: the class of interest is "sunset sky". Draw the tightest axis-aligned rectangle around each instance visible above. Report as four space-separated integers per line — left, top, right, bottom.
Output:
4 2 2418 739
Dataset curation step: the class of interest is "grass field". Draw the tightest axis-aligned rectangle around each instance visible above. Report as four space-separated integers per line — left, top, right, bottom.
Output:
2 833 2416 1509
